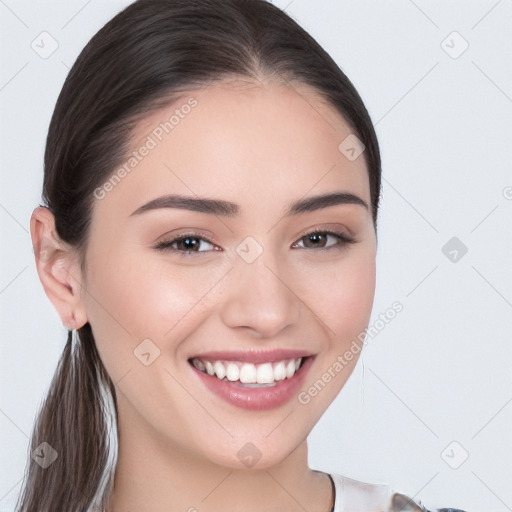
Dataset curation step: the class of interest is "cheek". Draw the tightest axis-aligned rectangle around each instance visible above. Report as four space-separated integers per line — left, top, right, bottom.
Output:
83 248 227 375
296 249 376 341
293 251 375 417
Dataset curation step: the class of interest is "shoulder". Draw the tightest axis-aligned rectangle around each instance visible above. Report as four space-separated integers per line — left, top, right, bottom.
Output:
329 473 468 512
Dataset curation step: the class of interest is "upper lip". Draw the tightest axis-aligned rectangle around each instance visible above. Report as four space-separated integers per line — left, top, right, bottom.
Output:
189 349 315 364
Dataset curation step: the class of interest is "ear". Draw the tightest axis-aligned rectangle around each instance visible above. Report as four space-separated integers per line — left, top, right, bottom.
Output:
30 206 88 330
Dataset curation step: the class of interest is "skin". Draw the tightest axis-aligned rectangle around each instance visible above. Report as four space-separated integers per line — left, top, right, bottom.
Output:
31 77 377 512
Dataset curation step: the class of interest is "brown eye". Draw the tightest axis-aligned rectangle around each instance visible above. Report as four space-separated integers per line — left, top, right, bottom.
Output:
302 232 329 248
174 237 202 252
294 230 356 251
154 234 217 255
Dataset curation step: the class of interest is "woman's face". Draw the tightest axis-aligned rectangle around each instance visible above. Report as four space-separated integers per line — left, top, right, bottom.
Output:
81 78 376 468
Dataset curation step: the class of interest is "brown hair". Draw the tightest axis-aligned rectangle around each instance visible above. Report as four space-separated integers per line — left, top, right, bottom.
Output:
18 1 381 510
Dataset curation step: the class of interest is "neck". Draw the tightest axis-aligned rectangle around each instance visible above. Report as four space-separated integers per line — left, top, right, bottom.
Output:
105 398 333 512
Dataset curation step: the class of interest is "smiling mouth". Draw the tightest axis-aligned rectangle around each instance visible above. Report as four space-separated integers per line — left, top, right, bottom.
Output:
188 356 309 387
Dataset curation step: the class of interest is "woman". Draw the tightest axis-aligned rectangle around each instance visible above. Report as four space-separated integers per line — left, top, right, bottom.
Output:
21 0 467 510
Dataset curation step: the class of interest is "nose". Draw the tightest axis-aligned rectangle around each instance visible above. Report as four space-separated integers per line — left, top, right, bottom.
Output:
219 249 301 339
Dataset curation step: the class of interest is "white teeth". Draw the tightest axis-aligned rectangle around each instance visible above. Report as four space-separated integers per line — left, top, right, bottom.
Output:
213 361 226 380
205 360 215 376
286 360 296 378
273 361 286 381
192 357 305 385
239 364 257 384
226 363 240 382
256 363 274 384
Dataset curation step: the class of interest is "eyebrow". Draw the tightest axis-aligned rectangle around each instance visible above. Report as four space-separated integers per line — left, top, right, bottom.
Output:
130 191 368 218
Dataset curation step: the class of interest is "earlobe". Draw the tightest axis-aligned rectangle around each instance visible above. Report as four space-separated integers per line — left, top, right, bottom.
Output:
30 206 89 331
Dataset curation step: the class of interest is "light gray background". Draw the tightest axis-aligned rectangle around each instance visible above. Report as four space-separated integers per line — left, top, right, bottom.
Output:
1 1 511 510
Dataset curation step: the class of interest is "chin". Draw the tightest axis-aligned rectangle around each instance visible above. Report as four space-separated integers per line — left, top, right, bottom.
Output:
200 436 301 471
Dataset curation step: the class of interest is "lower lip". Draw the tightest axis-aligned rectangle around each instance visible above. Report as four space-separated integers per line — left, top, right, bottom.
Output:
189 356 315 411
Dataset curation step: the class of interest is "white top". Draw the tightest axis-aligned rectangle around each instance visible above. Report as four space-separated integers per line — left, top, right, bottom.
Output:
329 473 432 512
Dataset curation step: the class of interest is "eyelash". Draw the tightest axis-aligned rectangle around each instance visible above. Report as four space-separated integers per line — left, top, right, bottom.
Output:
153 228 357 257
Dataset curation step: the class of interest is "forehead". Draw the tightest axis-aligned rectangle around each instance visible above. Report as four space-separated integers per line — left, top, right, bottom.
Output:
93 78 370 220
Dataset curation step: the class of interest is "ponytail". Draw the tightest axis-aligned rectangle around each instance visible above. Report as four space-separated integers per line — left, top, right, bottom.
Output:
16 325 118 512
